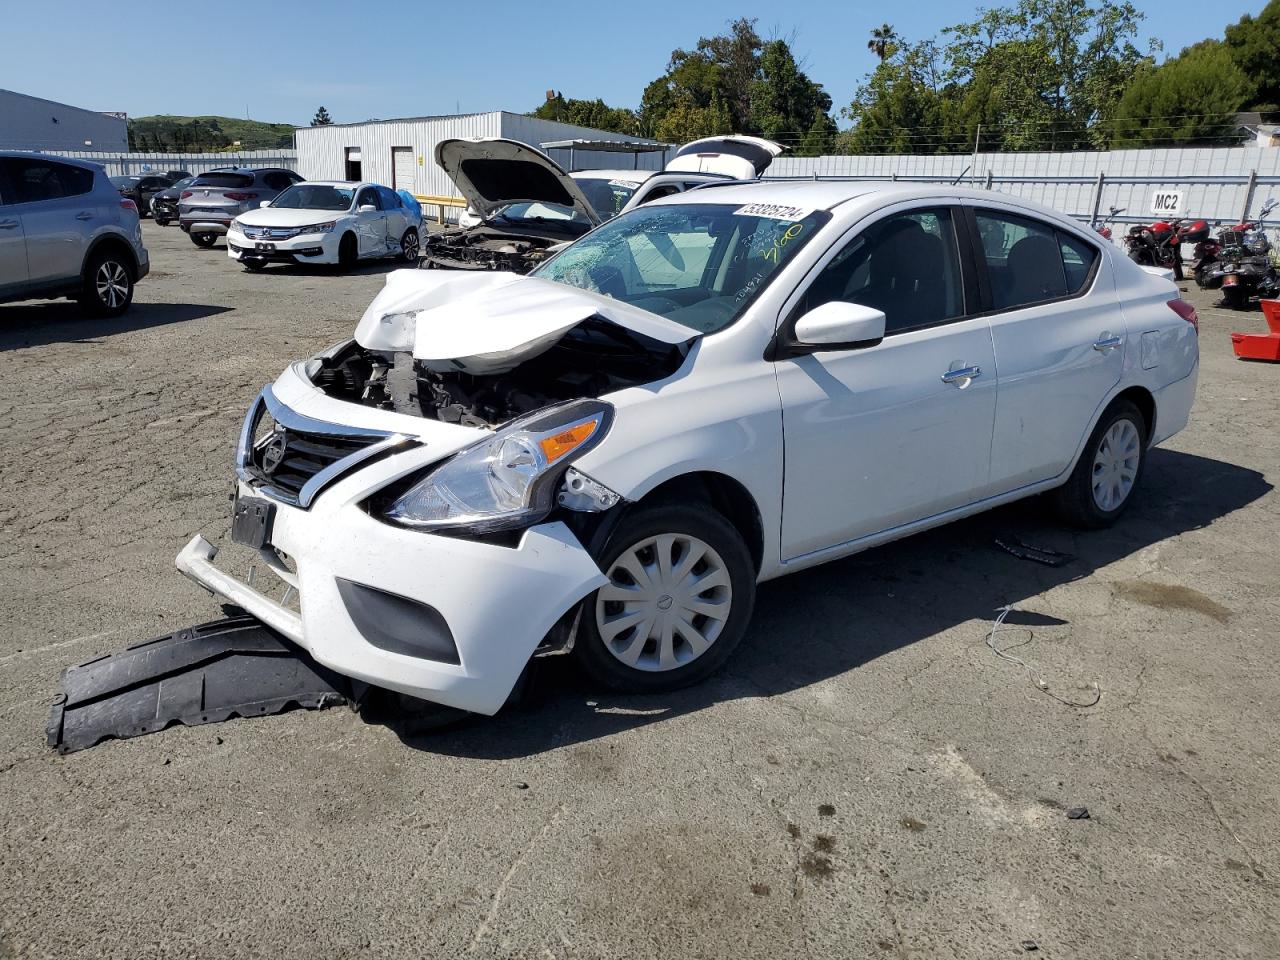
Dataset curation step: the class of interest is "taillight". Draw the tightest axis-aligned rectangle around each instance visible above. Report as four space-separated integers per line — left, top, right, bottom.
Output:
1167 298 1198 334
180 190 192 198
120 198 138 213
224 191 259 202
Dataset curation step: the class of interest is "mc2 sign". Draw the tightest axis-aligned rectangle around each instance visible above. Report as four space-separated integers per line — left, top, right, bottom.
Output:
1151 190 1185 216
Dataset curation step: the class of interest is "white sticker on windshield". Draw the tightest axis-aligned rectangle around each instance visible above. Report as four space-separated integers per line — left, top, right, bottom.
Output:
734 202 811 221
609 179 641 189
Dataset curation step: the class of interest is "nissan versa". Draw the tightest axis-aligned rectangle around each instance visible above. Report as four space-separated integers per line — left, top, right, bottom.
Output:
175 181 1199 716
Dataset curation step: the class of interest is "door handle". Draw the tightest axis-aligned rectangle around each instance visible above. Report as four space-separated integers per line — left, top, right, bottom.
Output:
75 212 94 221
0 219 18 230
1093 335 1123 352
940 365 982 384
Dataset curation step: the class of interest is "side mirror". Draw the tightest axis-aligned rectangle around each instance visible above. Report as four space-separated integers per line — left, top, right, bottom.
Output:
259 200 271 208
792 301 886 350
358 204 376 213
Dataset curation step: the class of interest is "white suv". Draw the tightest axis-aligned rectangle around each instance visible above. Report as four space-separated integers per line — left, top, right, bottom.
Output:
0 152 150 316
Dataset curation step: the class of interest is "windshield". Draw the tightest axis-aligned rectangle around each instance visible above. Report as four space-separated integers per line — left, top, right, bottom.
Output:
110 176 141 187
533 202 829 334
270 184 354 211
573 177 641 219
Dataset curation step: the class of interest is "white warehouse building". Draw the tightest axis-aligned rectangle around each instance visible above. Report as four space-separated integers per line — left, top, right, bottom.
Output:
294 111 669 220
0 89 129 152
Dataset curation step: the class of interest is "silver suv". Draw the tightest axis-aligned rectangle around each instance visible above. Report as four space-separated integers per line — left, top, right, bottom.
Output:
0 152 150 316
178 168 303 248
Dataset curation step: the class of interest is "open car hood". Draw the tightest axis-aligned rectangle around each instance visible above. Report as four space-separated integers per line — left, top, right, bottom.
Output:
355 269 699 375
436 138 602 225
665 135 785 180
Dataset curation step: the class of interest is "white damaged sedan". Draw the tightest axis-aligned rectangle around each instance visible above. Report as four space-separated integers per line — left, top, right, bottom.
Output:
178 181 1199 715
227 181 422 272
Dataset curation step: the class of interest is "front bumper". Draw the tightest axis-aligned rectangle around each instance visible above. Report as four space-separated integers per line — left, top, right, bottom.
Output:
227 227 340 264
176 474 607 715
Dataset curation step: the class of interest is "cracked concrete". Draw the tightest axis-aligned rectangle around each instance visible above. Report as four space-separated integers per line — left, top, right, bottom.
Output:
1 226 1278 958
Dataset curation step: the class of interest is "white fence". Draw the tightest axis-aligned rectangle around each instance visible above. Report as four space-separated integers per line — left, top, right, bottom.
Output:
43 150 299 176
768 147 1280 235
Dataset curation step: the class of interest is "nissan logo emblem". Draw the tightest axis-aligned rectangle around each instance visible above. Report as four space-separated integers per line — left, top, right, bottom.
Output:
261 432 288 474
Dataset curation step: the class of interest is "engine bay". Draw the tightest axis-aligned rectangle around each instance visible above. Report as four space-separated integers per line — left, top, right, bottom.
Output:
311 319 689 428
420 227 569 274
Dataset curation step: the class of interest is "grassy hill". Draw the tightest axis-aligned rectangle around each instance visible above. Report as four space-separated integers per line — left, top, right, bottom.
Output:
128 115 299 152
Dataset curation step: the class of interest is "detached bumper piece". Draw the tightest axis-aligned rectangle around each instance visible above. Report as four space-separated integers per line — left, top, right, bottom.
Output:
1231 299 1280 362
47 617 350 754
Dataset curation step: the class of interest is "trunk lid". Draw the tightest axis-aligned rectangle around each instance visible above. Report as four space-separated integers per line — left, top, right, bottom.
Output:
665 136 785 180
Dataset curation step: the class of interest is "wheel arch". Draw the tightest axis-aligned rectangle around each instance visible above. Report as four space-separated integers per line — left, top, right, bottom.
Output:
624 471 765 575
83 233 139 282
1061 383 1157 483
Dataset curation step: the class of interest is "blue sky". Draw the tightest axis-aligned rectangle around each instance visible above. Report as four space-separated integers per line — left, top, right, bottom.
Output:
0 0 1262 127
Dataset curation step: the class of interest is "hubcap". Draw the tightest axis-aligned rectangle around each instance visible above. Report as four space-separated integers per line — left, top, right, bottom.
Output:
596 533 732 672
1091 418 1141 512
403 231 419 259
95 261 129 308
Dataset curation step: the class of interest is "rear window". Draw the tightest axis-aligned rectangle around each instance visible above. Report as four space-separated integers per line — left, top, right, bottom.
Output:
190 172 254 188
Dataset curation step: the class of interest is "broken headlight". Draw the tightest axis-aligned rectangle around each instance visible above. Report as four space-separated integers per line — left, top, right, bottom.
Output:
385 400 613 533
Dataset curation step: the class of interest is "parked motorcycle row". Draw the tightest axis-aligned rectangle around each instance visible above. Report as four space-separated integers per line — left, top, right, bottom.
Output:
1092 199 1280 309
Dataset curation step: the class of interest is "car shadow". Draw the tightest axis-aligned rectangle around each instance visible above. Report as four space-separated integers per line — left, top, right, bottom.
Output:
243 260 412 279
366 448 1271 759
0 302 233 351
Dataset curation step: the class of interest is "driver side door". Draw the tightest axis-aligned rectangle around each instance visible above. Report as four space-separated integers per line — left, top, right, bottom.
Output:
775 204 998 561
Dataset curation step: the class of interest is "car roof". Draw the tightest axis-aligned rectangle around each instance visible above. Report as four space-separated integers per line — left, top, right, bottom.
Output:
570 169 656 183
0 150 101 171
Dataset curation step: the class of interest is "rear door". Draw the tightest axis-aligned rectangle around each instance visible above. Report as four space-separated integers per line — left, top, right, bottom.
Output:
0 165 29 294
378 187 408 249
964 204 1122 492
1 157 95 285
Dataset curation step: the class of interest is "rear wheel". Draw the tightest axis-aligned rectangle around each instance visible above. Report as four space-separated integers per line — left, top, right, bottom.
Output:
337 232 358 271
190 232 217 248
574 504 756 693
78 248 134 317
400 227 420 263
1051 399 1147 529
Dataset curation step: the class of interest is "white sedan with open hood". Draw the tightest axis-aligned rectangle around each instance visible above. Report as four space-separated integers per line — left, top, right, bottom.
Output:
226 181 422 271
177 181 1198 717
429 136 783 272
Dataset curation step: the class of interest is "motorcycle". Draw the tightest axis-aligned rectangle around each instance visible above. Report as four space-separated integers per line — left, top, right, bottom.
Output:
1199 197 1279 310
1178 218 1218 287
1090 205 1125 241
1125 215 1186 281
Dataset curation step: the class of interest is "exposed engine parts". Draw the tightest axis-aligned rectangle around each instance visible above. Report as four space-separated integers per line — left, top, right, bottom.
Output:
420 228 561 274
310 319 688 430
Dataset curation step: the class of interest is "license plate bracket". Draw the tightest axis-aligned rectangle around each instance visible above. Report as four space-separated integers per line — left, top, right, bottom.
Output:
255 242 276 251
231 495 275 549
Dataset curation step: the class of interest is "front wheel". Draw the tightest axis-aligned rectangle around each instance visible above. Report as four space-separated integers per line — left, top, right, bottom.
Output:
242 257 267 272
78 249 134 317
190 232 217 248
337 232 358 271
573 504 756 693
400 227 420 263
1051 400 1147 529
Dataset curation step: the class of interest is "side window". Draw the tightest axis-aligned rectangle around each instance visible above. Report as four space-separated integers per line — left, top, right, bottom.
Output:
975 211 1069 310
263 171 293 191
799 207 965 335
1059 232 1098 294
356 187 381 210
637 183 681 205
378 186 401 209
1 158 93 203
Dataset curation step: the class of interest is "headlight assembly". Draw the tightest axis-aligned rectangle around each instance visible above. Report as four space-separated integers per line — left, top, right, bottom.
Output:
298 221 336 234
384 400 613 533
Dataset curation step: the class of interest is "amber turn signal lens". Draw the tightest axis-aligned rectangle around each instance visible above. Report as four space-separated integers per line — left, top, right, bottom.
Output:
538 420 598 464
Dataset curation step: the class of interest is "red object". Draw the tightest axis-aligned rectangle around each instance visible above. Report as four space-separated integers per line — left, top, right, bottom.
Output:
180 190 192 198
119 199 137 213
1167 298 1198 333
1231 299 1280 361
223 191 259 201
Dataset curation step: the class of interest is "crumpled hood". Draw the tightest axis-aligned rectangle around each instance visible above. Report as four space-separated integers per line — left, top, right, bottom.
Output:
436 138 601 225
235 207 352 228
355 270 700 375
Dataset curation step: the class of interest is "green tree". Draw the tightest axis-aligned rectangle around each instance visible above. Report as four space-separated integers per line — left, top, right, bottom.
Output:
696 17 764 132
653 94 733 143
531 93 638 135
751 39 837 151
1224 1 1280 110
867 24 898 62
1109 41 1249 147
311 106 333 126
842 40 948 153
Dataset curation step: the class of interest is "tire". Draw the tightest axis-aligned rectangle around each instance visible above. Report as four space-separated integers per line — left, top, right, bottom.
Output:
1051 399 1147 529
337 232 358 271
1224 286 1248 310
190 232 217 248
155 218 171 227
573 503 756 693
400 227 420 263
242 257 267 272
78 247 134 317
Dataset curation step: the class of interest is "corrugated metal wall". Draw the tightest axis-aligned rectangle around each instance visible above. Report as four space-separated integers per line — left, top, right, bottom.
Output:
768 147 1280 232
0 90 129 152
41 150 299 176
